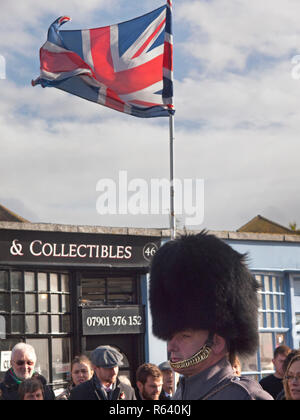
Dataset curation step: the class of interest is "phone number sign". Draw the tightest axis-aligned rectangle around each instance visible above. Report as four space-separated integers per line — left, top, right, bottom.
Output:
82 306 145 335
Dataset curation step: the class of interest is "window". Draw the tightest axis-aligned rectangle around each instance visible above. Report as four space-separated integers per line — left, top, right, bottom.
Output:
80 275 138 306
0 270 71 335
258 274 286 330
241 273 288 379
0 269 71 386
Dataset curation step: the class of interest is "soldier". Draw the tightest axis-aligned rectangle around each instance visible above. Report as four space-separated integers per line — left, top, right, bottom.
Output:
149 231 273 400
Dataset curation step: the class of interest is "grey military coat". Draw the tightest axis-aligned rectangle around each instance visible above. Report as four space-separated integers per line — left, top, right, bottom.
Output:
173 358 273 400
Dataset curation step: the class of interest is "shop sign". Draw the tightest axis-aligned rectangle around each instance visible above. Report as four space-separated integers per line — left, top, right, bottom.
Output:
0 351 11 372
82 306 145 335
0 229 160 267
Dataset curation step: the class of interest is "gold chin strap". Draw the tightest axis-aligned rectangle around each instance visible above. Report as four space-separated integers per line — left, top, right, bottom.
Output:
169 344 212 370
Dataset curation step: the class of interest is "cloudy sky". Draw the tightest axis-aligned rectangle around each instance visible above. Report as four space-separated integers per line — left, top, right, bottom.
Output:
1 0 300 232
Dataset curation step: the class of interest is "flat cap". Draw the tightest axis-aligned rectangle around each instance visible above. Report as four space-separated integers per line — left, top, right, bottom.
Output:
91 345 124 368
158 361 172 371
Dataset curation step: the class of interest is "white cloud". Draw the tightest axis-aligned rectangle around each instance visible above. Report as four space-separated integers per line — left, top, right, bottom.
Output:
1 1 300 231
176 0 300 72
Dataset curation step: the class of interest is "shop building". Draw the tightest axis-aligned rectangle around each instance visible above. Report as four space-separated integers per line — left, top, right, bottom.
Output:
0 220 162 391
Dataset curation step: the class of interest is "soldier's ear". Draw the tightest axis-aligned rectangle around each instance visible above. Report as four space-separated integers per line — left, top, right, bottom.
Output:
211 334 227 355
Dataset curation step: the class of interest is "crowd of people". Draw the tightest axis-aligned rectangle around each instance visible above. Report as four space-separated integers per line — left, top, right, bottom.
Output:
0 341 299 400
1 231 300 401
0 343 176 401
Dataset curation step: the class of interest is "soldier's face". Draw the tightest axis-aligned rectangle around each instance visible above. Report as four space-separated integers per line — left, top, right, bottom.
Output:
167 329 209 375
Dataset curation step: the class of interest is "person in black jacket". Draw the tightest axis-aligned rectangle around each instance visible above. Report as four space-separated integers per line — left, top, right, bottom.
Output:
69 345 136 400
0 343 55 400
259 345 291 399
158 361 175 400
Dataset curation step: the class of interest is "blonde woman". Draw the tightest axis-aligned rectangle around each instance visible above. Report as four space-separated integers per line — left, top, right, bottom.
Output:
283 352 300 400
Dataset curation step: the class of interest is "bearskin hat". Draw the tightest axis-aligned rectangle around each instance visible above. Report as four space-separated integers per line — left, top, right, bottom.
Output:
149 231 260 356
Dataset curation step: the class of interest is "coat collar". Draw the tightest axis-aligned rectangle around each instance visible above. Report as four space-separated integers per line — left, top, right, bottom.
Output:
179 357 234 400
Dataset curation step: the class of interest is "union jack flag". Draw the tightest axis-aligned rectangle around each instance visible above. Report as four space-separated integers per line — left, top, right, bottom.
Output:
32 2 174 118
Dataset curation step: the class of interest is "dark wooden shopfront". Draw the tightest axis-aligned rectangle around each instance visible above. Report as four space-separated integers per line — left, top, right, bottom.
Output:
0 223 160 390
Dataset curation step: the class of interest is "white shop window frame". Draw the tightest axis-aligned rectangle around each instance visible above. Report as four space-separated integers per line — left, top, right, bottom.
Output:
241 272 290 380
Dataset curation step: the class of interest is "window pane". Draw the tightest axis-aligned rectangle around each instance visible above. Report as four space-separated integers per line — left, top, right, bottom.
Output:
0 271 8 290
61 295 70 312
39 294 48 312
11 294 24 312
108 277 133 293
62 315 71 333
264 276 270 292
38 273 47 291
258 312 263 328
50 273 58 292
273 295 279 311
255 275 262 287
27 338 49 381
258 292 263 310
266 312 272 328
241 353 258 372
0 294 10 312
260 333 273 371
25 294 36 312
61 275 69 292
11 272 23 291
108 278 134 304
278 278 284 293
52 338 71 382
39 315 48 334
272 276 277 292
25 316 36 333
281 313 285 328
274 313 280 328
11 315 24 333
265 294 272 310
81 278 106 304
51 295 60 313
24 272 35 291
51 315 60 333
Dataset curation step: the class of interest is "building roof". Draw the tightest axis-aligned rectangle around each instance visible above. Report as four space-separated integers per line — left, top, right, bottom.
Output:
0 204 29 223
237 214 294 234
1 220 300 243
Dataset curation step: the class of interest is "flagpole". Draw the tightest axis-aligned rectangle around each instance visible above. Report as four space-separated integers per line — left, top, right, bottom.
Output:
169 113 176 240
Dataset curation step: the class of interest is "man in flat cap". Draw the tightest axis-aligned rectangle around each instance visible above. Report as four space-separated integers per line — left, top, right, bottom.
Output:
69 345 136 400
158 362 175 400
150 231 273 400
